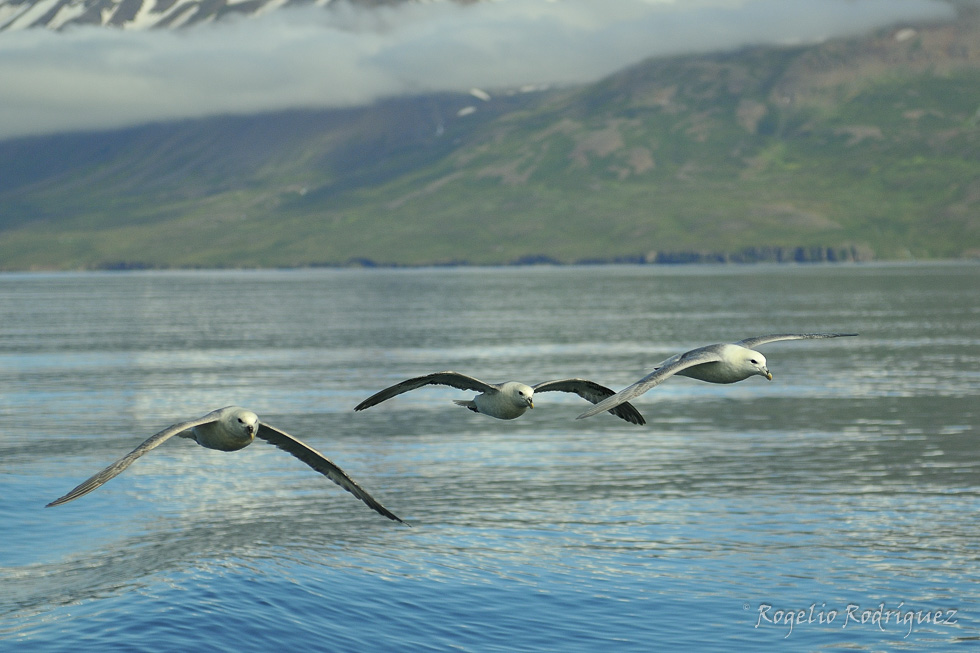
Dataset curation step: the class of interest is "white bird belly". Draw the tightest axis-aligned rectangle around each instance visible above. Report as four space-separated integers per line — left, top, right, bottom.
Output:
191 423 253 451
676 362 748 384
474 393 528 420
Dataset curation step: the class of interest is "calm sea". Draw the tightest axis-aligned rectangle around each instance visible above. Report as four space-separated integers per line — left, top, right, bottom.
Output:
1 263 977 651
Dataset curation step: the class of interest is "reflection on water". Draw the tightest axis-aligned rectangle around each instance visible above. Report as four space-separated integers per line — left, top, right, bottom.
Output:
1 263 978 651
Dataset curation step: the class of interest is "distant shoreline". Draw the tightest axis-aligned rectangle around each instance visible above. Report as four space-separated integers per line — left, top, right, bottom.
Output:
5 254 978 274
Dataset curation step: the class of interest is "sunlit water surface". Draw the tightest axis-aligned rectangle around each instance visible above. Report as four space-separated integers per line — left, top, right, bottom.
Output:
1 263 977 651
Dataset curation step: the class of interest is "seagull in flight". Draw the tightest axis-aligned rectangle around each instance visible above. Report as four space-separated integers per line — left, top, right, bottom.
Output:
355 371 646 424
577 333 857 420
47 406 404 523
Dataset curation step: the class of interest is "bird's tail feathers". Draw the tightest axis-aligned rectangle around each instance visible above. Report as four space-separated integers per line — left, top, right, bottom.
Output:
453 400 479 413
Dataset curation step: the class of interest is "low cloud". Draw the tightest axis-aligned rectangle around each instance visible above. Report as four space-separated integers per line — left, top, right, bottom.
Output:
0 0 957 139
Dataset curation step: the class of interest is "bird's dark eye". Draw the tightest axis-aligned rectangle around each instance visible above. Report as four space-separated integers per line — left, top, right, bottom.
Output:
750 359 758 364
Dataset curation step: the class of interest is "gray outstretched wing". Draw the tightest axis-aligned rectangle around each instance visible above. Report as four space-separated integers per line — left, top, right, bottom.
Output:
532 379 646 425
576 348 725 420
354 371 498 411
46 411 221 507
256 423 405 524
735 333 858 349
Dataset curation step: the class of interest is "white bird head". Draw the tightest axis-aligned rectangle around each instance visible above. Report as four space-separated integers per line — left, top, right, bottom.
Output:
501 382 535 410
192 406 260 451
223 407 259 442
740 348 772 381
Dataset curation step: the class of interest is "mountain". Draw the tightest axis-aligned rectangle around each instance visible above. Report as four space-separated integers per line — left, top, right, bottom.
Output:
0 0 436 31
1 7 978 269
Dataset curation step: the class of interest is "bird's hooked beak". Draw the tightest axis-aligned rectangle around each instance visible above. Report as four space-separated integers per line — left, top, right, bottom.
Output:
763 368 773 381
527 398 534 409
246 423 256 437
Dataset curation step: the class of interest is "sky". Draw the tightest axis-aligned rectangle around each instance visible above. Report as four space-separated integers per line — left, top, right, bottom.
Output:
0 0 960 140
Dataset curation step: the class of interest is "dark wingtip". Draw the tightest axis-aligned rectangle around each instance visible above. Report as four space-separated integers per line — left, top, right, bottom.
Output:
621 403 646 426
383 509 409 525
617 411 646 426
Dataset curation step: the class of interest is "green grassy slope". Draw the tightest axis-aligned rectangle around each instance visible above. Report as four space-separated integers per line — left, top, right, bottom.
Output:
1 10 978 269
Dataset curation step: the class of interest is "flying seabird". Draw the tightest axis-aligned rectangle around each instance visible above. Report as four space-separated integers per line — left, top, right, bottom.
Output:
47 406 404 523
355 371 646 425
577 333 857 420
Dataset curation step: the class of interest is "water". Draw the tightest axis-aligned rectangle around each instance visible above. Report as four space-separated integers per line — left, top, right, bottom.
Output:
0 263 977 651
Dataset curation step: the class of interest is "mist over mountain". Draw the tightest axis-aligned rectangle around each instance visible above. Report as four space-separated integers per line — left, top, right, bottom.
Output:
0 0 959 139
0 0 425 31
0 1 977 269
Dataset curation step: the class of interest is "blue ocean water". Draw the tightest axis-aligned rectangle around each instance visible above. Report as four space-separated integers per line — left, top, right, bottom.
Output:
1 263 977 651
